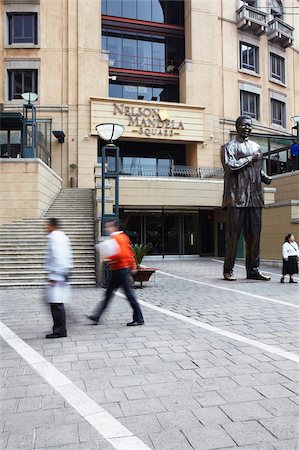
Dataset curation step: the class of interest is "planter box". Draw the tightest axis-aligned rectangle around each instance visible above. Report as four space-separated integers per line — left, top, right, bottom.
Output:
131 268 157 288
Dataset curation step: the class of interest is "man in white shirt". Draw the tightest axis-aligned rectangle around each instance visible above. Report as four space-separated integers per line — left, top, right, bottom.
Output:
44 218 73 338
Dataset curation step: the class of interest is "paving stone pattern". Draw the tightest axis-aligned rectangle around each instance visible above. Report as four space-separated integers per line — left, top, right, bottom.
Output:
0 258 298 449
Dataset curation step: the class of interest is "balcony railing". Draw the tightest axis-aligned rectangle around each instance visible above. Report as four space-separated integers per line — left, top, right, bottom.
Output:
108 53 180 74
268 18 294 48
120 164 224 179
236 5 268 36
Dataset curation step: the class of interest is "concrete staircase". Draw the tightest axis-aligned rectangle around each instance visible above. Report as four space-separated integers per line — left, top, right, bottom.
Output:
0 189 96 288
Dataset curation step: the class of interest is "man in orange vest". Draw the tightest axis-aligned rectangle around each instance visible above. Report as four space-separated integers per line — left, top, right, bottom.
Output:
87 219 144 326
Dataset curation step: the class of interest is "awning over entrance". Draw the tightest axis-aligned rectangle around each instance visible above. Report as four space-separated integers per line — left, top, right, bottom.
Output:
0 112 23 130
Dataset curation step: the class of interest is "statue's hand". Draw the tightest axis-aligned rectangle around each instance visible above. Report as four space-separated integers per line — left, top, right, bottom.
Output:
252 152 262 162
261 170 272 185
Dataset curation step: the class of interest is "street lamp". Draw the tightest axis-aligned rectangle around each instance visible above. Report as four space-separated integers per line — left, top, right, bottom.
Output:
291 115 299 171
22 92 38 158
95 123 124 234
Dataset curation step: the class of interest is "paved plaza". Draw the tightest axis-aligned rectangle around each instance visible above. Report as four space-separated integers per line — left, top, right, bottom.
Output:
0 258 299 450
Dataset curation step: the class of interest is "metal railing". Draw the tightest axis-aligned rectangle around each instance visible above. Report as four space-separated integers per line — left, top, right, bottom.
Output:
120 164 224 179
108 52 180 74
268 18 293 37
237 5 267 24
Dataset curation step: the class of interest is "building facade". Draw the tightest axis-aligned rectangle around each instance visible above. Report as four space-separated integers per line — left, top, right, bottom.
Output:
0 0 298 258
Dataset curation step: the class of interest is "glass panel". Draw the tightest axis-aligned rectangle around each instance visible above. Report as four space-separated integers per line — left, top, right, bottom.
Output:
107 36 122 68
123 38 137 69
101 0 107 14
145 213 163 254
138 0 152 21
184 213 199 255
152 42 165 72
107 0 122 16
13 15 23 39
109 82 123 98
13 71 23 98
123 84 137 99
24 15 33 39
123 0 137 19
138 85 152 101
0 130 8 144
122 213 142 244
152 86 163 101
152 0 164 22
24 71 33 92
137 39 152 71
10 130 21 144
164 213 180 254
157 158 170 176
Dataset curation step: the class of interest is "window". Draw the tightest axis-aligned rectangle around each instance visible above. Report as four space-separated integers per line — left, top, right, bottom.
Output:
271 99 286 127
240 91 259 119
8 69 38 100
8 13 38 44
270 53 285 83
103 30 183 74
101 0 184 25
109 81 178 102
240 42 259 73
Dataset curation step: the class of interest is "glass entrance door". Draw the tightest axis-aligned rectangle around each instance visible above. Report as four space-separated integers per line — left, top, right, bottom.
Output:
164 213 180 254
184 213 199 254
145 213 163 255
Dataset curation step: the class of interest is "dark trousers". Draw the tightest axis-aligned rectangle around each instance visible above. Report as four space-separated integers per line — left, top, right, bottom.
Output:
50 303 66 335
224 207 262 276
93 268 144 322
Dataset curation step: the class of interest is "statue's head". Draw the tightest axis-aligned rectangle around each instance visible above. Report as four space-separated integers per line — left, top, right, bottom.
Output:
235 115 252 140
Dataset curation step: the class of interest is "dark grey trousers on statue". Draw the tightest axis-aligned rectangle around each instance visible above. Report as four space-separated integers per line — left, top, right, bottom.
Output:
224 207 262 277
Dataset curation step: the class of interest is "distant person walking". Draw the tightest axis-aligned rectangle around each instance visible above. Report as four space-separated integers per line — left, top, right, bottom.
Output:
87 219 144 326
44 218 73 338
281 234 298 283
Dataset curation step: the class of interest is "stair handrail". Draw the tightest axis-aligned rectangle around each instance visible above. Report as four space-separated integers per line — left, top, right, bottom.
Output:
93 187 99 287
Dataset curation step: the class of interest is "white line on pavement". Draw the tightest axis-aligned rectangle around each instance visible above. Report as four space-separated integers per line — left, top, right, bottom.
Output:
211 258 299 281
0 321 151 450
120 293 299 364
154 269 299 309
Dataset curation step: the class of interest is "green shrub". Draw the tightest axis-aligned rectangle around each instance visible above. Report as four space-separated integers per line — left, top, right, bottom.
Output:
131 243 152 268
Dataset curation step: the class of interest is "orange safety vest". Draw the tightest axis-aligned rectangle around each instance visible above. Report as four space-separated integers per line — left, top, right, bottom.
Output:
108 232 137 271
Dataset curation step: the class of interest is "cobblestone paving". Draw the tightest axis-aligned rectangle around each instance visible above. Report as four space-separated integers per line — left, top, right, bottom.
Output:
0 258 298 449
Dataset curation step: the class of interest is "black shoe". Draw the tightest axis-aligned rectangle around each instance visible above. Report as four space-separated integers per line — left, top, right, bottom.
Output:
247 272 271 281
127 321 144 327
280 277 285 283
46 333 67 339
86 315 99 324
289 279 297 283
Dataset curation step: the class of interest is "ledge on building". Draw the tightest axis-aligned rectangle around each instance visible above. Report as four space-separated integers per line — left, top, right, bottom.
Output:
267 18 294 48
236 4 268 36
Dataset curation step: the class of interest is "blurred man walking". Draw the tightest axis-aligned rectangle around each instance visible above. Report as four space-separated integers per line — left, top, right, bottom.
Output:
87 219 144 326
44 218 73 338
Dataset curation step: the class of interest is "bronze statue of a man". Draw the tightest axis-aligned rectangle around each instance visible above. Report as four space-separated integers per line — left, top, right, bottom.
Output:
221 115 272 281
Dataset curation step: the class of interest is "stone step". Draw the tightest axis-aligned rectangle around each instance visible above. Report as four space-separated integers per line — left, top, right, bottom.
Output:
0 281 96 288
0 273 95 280
0 264 94 270
0 243 94 248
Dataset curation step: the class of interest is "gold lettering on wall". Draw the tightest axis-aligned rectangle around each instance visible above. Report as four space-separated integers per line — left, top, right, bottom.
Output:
113 103 185 137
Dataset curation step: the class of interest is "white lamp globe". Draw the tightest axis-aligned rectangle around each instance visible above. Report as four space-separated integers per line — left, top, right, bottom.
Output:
21 92 38 103
95 123 124 142
291 115 299 124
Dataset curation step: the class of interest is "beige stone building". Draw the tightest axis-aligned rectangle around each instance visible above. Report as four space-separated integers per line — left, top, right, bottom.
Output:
0 0 298 259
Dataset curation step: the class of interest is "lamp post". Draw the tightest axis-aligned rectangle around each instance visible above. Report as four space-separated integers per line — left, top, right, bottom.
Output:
95 123 124 235
21 92 38 158
291 115 299 171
